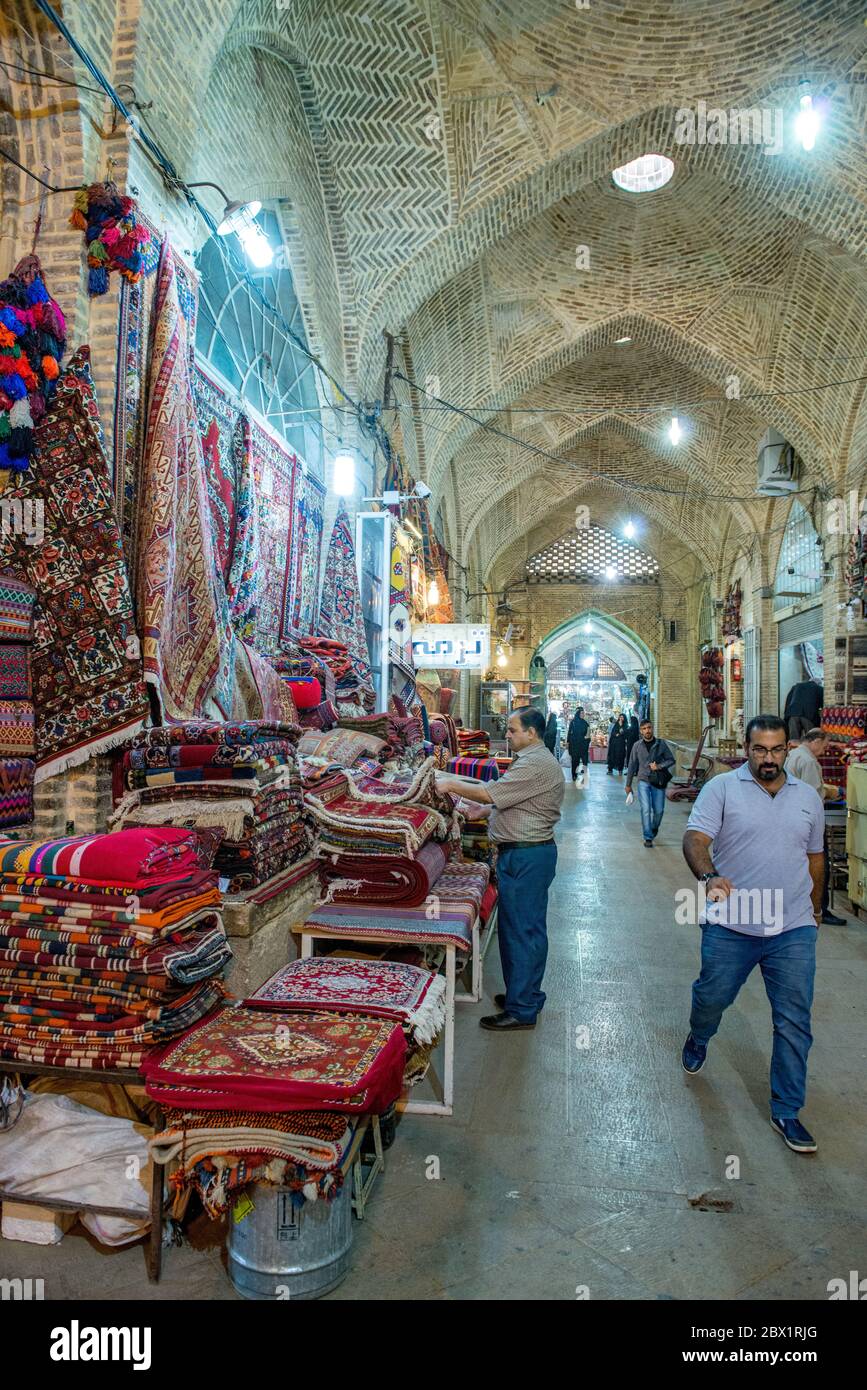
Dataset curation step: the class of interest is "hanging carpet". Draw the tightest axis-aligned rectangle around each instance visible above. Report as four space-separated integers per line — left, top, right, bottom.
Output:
0 349 148 779
317 503 373 695
135 242 236 720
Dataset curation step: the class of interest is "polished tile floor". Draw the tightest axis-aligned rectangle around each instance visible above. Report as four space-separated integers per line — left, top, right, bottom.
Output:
3 766 866 1300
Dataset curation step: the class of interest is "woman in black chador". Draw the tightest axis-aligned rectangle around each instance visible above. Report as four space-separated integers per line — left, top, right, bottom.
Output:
607 713 628 775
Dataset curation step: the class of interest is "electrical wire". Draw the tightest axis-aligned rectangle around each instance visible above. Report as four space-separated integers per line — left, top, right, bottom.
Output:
393 370 843 503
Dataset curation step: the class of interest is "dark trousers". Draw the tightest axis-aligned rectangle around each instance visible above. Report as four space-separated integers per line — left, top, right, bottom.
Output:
570 739 589 777
496 842 558 1023
690 922 816 1118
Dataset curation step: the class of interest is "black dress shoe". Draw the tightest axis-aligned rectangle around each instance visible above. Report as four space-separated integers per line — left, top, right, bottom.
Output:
821 911 846 925
494 992 506 1009
480 1011 535 1031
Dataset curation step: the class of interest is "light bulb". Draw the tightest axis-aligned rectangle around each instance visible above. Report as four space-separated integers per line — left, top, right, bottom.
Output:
584 621 592 633
497 652 507 667
605 566 616 580
795 89 820 152
239 221 274 267
624 520 635 538
427 579 440 606
668 415 682 445
332 451 355 496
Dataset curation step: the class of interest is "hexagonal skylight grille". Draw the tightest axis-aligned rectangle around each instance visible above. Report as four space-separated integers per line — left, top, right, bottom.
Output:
526 525 659 583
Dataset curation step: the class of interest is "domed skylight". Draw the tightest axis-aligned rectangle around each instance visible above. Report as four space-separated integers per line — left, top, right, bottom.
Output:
611 154 675 193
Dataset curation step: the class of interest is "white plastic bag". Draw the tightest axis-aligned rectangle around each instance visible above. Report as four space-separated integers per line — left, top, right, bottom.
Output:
0 1091 151 1246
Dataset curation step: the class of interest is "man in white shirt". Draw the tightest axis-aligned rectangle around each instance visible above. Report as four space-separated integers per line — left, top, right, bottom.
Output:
785 729 846 926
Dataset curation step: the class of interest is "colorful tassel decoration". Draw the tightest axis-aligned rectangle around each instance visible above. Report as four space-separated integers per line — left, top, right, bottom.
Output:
69 181 152 296
0 255 66 473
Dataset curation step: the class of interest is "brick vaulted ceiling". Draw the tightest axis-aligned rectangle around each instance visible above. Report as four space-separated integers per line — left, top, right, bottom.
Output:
5 0 867 591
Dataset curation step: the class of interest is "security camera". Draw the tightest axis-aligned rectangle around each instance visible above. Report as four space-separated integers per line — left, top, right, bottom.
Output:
413 481 432 500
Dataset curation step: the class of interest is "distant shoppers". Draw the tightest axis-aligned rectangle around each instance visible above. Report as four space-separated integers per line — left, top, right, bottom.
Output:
436 707 564 1031
625 718 675 846
607 713 628 776
786 728 846 926
783 677 823 741
681 714 825 1154
567 706 590 784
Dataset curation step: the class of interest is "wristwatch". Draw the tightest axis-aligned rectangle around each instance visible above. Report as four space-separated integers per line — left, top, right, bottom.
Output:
699 871 718 883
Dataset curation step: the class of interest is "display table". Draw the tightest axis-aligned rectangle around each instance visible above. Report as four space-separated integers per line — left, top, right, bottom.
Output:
0 1063 164 1282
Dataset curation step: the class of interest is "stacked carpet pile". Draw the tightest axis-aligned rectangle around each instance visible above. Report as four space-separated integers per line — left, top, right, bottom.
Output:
429 713 459 757
248 955 446 1090
303 858 492 955
305 757 458 859
456 728 490 757
143 1000 408 1217
150 1105 353 1216
111 721 310 892
0 827 229 1070
319 839 449 908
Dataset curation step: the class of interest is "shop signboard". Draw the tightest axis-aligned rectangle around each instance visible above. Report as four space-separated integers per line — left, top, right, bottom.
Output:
411 623 490 671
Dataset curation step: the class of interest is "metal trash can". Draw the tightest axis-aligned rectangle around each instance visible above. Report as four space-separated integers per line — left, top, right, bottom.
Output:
227 1181 353 1301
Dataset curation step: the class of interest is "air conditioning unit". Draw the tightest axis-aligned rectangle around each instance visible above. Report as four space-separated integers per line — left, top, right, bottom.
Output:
756 428 798 495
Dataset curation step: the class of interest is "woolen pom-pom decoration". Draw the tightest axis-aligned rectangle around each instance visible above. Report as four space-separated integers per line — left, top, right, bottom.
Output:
69 181 152 297
0 254 66 473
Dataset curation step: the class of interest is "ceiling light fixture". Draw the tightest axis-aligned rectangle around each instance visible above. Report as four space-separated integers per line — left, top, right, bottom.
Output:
427 579 440 606
332 450 356 496
795 81 820 151
624 520 636 538
668 416 682 445
191 183 274 267
605 566 616 580
614 336 632 345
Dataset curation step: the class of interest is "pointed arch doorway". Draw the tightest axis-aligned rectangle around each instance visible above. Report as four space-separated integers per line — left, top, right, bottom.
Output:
532 608 658 726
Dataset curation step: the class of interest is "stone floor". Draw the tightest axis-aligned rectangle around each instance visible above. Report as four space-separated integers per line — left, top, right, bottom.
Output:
3 766 866 1300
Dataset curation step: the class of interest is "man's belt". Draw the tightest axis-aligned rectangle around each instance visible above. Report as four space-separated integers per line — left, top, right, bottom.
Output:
495 839 555 852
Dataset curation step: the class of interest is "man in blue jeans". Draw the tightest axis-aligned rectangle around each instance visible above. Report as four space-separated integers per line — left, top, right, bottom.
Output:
681 714 825 1153
436 706 564 1031
625 718 675 846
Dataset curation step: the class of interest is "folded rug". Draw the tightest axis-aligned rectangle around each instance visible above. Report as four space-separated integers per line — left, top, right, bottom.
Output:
0 827 206 887
0 699 36 756
142 1004 407 1113
151 1106 350 1171
246 958 446 1044
303 901 476 953
319 840 447 908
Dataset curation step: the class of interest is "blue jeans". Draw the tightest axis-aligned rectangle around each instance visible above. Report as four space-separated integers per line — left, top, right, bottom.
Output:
637 781 666 839
496 842 558 1023
690 922 816 1118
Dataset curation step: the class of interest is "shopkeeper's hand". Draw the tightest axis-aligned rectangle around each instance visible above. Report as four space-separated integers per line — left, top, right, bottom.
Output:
649 761 658 770
706 875 735 902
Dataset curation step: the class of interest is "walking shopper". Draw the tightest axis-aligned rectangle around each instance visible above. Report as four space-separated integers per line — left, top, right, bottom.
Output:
625 718 675 845
681 714 825 1154
567 705 590 783
786 728 847 925
783 676 823 741
436 707 564 1032
607 713 628 775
